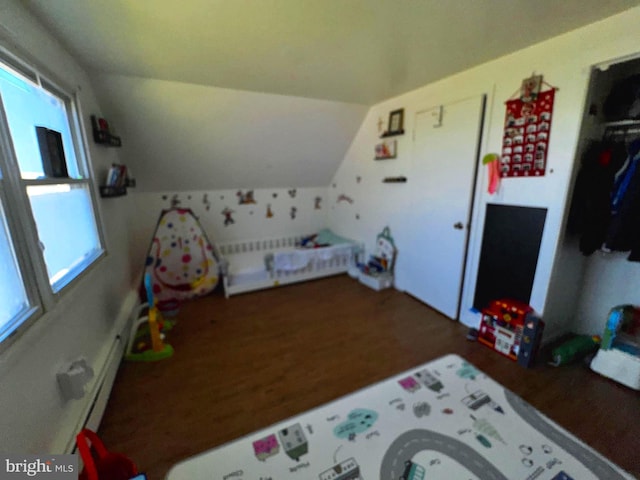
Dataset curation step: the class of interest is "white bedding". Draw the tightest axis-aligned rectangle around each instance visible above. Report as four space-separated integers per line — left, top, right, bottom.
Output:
272 244 354 271
226 250 269 276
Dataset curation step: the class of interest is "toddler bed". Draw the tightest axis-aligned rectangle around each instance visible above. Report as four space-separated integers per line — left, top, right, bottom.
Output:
218 229 362 297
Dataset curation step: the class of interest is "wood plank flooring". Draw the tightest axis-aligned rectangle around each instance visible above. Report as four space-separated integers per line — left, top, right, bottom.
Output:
98 276 639 479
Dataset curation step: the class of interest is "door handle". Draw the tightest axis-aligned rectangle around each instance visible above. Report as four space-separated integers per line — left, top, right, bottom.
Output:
454 222 464 230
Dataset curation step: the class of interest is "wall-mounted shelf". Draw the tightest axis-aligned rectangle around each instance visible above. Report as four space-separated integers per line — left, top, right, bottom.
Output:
99 185 127 198
93 131 122 147
100 163 134 197
380 130 405 138
383 176 407 183
375 155 397 160
91 115 122 147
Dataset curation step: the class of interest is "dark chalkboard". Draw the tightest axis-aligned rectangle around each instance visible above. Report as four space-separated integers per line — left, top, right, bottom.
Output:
473 204 547 310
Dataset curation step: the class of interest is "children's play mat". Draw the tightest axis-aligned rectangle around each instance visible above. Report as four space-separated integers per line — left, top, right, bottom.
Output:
167 354 632 480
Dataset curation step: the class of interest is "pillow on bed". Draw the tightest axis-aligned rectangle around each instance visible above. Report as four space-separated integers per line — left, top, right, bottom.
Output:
316 229 351 245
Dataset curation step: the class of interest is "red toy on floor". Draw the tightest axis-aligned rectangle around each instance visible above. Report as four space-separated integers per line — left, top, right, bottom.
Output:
478 299 544 366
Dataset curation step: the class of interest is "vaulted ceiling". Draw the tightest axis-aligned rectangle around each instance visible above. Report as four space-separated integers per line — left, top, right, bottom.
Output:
17 0 640 193
23 0 639 105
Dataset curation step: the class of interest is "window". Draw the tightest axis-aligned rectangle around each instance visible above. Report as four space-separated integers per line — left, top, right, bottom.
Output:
0 50 103 343
0 199 30 342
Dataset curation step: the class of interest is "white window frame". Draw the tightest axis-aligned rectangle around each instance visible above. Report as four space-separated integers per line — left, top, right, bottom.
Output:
0 45 105 346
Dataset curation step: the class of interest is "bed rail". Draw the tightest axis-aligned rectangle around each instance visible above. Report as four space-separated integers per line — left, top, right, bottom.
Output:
217 235 304 256
218 234 363 298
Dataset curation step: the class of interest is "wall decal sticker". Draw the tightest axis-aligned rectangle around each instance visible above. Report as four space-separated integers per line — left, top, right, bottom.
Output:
337 194 354 204
290 206 297 219
162 195 168 200
171 194 181 208
356 176 362 183
332 183 337 188
266 204 274 218
273 193 278 198
237 190 256 204
222 207 235 226
202 194 211 211
288 189 297 198
314 197 322 210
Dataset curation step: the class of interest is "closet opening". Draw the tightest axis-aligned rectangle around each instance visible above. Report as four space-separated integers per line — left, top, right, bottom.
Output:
558 52 640 337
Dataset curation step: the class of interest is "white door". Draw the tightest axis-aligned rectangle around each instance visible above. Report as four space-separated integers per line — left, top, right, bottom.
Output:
404 95 485 319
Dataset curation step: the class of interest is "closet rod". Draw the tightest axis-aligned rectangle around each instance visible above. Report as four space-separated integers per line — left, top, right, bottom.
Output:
604 125 640 140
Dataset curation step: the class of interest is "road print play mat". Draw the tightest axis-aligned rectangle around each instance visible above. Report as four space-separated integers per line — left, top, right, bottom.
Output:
167 354 632 480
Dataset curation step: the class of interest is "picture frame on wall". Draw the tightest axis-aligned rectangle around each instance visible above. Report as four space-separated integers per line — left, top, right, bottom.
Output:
375 139 397 160
382 109 404 137
520 75 542 102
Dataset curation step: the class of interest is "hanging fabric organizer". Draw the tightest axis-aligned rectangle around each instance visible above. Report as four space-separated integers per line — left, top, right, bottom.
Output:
501 76 557 178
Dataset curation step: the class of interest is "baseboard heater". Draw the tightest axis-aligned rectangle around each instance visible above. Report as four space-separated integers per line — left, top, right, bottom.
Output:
64 303 137 454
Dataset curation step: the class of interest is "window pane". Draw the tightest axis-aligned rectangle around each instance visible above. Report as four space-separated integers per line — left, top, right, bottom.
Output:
0 65 80 179
27 183 101 292
0 201 30 341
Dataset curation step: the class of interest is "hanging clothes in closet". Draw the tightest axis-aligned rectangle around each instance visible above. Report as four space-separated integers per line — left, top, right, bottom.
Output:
568 129 640 261
605 137 640 259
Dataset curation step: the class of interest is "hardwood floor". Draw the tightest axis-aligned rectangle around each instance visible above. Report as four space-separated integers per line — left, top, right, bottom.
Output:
98 276 639 479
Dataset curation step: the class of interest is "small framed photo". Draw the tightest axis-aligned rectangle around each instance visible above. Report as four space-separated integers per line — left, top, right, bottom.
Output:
520 75 542 102
387 109 404 135
375 140 397 160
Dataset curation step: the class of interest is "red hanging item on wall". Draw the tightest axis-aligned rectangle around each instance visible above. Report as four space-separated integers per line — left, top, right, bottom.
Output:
77 429 138 480
501 87 556 178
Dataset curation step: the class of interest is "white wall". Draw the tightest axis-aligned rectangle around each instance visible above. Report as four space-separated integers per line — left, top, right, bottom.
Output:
90 74 368 192
328 6 640 340
574 253 640 334
0 1 136 453
130 187 328 276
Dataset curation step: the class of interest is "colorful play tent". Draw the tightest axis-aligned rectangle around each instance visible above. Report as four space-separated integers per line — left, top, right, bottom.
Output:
144 208 219 302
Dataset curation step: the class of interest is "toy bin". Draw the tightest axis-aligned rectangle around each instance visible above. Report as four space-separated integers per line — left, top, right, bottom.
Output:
358 272 393 291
